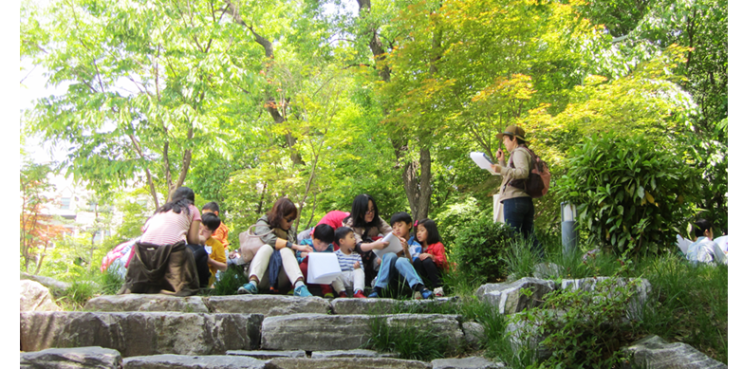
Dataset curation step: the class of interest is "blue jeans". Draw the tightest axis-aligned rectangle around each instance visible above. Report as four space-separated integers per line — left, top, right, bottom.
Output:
374 253 423 289
503 197 544 258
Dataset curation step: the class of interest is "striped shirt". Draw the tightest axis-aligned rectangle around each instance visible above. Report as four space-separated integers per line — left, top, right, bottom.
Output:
335 249 364 272
140 204 201 246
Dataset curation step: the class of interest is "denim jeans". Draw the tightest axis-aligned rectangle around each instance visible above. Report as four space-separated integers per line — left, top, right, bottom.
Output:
502 196 544 258
374 253 423 289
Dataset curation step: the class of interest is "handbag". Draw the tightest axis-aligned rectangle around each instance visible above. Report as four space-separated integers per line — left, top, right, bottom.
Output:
238 224 273 263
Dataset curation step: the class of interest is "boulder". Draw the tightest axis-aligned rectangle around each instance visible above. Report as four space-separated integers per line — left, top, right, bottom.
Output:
85 294 208 313
560 277 651 319
264 358 431 369
261 313 463 351
20 346 122 369
505 316 552 362
205 295 330 316
310 349 398 359
21 312 263 357
20 280 61 312
462 322 485 350
21 272 72 292
620 335 727 369
477 277 555 314
123 354 266 369
331 297 460 315
227 351 307 360
431 357 506 369
532 262 562 279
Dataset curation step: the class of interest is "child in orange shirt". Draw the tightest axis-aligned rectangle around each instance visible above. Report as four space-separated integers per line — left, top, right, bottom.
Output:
202 202 229 249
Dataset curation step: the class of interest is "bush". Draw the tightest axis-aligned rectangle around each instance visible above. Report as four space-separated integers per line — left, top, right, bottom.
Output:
555 133 701 257
212 264 249 295
451 212 513 284
434 196 483 250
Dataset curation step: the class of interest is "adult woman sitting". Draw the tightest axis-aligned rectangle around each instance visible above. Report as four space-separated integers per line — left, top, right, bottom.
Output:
237 197 314 296
119 186 201 296
342 194 392 285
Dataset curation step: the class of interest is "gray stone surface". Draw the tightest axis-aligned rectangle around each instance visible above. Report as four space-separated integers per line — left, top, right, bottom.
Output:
205 295 330 316
21 312 263 357
21 272 72 292
505 317 551 362
20 280 61 312
310 349 398 359
261 313 463 351
227 351 307 360
561 277 651 319
620 335 727 369
462 322 485 350
477 277 555 314
20 346 122 369
532 262 562 279
431 357 506 369
264 358 431 369
330 297 460 315
123 354 266 368
85 294 209 313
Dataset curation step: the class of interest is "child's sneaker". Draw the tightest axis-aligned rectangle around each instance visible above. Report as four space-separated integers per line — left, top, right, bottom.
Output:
368 287 382 298
414 288 433 300
353 290 367 298
294 284 313 297
237 281 258 295
433 287 445 297
338 291 348 298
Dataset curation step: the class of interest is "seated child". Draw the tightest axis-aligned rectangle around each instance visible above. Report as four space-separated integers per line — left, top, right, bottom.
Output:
200 212 228 287
413 219 450 297
297 224 336 297
202 202 230 250
369 212 432 300
686 219 727 265
332 227 366 298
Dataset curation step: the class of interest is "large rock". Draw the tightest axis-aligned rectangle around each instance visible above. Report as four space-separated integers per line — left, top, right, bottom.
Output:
532 262 562 279
505 316 552 362
261 313 463 351
205 295 330 316
264 358 431 369
21 312 263 357
123 354 266 369
227 351 307 360
21 272 72 292
20 280 61 312
431 357 506 369
620 335 727 369
560 277 651 319
331 297 460 315
310 349 397 359
85 294 209 313
20 346 122 369
462 322 485 350
477 277 555 314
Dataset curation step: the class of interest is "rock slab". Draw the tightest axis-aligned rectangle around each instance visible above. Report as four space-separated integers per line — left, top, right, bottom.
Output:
21 312 263 357
462 322 485 349
205 295 330 316
264 358 431 369
620 335 727 369
20 346 123 369
310 349 398 359
330 297 460 315
477 277 555 314
85 294 209 313
561 277 651 318
227 351 307 360
21 272 72 292
20 280 61 312
123 354 266 369
431 357 506 369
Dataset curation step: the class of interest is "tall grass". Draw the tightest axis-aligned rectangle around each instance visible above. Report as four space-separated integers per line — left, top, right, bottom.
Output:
365 315 452 361
212 264 249 296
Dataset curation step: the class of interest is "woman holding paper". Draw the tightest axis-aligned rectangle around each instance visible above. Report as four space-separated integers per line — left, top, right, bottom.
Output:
237 197 315 297
490 125 543 258
342 194 392 285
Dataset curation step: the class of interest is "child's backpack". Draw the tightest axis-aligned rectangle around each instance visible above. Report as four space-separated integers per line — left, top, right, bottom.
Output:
507 146 551 198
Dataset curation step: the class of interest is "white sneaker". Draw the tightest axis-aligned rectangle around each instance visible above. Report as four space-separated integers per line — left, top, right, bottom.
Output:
433 287 445 297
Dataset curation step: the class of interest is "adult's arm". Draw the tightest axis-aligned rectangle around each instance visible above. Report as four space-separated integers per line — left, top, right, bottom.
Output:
186 220 201 245
499 149 531 180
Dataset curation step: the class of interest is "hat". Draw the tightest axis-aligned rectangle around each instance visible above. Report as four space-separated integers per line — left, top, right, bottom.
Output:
496 125 529 143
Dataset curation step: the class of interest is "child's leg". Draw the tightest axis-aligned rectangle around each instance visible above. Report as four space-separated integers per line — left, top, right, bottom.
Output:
394 257 424 288
420 258 442 288
352 268 365 293
374 253 397 289
331 273 346 294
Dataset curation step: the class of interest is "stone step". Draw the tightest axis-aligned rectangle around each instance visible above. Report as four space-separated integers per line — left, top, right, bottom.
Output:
20 346 123 369
264 357 431 369
20 312 263 357
205 295 331 316
261 313 464 351
123 354 266 368
84 294 209 313
330 297 460 315
226 350 308 360
225 349 398 360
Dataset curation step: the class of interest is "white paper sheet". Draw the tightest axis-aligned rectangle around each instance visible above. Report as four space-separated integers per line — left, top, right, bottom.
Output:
307 252 342 284
373 232 404 258
470 152 499 175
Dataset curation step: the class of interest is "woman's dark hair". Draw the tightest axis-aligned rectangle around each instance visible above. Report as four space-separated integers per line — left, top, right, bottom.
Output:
415 218 442 245
266 197 298 229
346 194 381 229
334 226 355 245
202 212 222 232
313 224 336 245
155 187 194 215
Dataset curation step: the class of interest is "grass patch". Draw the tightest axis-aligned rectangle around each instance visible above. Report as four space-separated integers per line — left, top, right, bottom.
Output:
365 315 452 361
211 264 249 296
52 281 98 311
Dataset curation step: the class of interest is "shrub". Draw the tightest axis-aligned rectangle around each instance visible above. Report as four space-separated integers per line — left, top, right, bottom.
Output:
451 213 513 284
555 133 701 257
212 264 249 295
434 196 483 250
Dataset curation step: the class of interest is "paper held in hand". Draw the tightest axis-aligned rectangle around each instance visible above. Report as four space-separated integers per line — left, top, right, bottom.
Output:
307 253 342 284
470 152 499 175
373 232 404 258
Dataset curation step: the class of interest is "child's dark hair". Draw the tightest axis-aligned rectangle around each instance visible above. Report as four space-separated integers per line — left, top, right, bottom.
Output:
693 219 713 238
334 226 355 246
202 212 221 232
390 212 413 227
313 224 335 245
346 194 381 229
266 197 298 229
202 201 220 214
415 218 442 245
155 187 194 216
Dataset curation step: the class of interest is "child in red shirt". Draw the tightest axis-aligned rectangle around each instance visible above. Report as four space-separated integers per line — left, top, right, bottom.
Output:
414 219 449 297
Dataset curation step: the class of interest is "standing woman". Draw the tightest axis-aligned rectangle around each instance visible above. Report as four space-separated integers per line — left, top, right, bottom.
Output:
237 197 314 297
343 194 392 286
119 186 202 296
490 125 544 258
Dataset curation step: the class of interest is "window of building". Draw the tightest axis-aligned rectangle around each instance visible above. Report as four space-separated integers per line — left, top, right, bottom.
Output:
60 197 71 210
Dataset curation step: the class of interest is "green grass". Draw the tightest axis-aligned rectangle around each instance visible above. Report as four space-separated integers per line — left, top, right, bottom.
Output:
365 315 454 361
211 264 249 296
52 280 98 311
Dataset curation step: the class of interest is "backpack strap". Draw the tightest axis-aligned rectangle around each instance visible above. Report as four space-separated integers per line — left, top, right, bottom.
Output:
506 146 537 190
